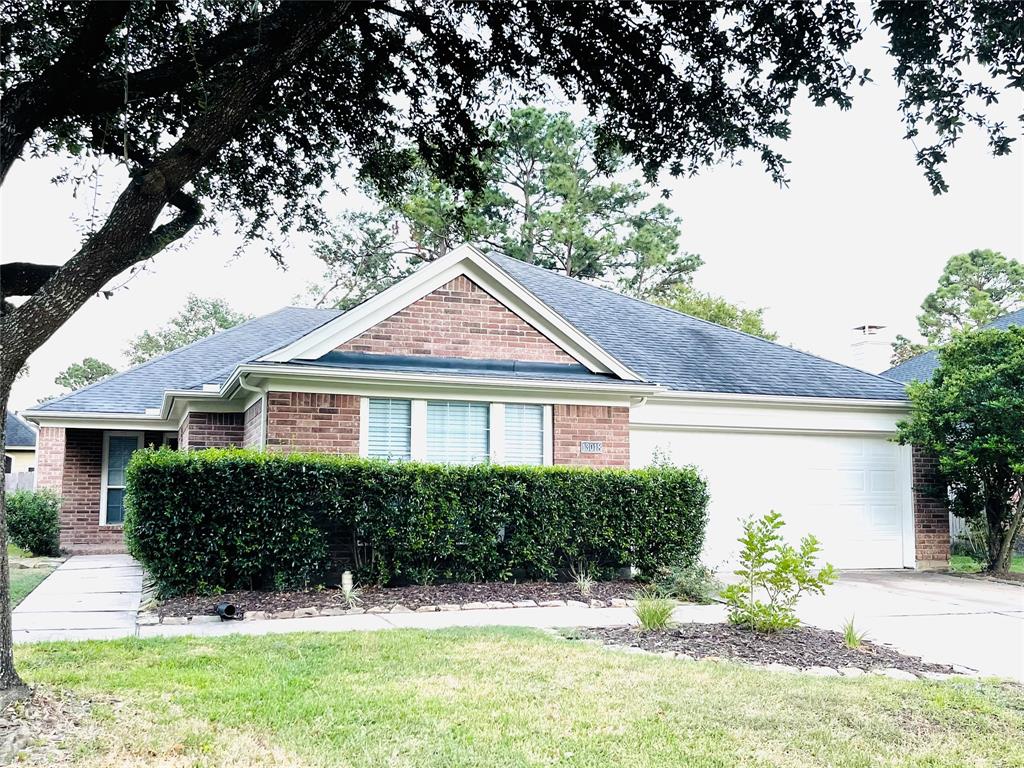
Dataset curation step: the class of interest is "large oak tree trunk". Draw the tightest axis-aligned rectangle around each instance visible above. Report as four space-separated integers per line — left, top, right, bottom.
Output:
0 1 352 693
0 383 23 692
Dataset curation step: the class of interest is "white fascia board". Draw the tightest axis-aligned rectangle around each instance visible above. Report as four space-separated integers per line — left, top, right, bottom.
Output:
21 411 179 431
225 364 661 407
647 390 911 412
258 244 641 382
633 392 908 436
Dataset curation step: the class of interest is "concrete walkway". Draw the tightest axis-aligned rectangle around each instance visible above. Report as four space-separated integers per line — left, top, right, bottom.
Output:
14 557 1022 682
799 570 1023 682
13 554 142 643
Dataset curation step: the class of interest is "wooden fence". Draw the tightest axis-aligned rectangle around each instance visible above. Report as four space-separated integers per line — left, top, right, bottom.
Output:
3 472 35 492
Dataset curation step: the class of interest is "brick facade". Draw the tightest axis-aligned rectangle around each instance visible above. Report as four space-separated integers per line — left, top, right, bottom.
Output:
36 428 176 554
337 275 578 364
265 392 360 453
243 398 264 449
912 446 950 569
553 405 630 467
179 412 244 450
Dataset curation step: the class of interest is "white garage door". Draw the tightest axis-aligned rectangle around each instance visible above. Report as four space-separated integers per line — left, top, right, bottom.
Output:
632 431 912 570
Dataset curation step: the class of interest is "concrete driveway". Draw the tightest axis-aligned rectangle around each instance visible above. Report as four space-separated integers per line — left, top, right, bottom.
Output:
13 554 143 643
799 570 1024 681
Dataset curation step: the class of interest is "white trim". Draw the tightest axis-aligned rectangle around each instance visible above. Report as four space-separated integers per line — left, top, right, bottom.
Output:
648 390 910 412
100 431 143 527
358 397 370 458
898 443 916 568
489 403 505 464
543 404 554 466
630 423 899 437
259 244 641 381
410 400 427 461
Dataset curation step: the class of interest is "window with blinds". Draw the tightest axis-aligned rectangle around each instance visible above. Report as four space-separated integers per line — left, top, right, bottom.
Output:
426 400 490 464
366 398 412 460
504 403 544 465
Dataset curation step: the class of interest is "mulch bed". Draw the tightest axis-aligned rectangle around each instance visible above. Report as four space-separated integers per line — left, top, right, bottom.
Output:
581 623 957 675
158 580 639 617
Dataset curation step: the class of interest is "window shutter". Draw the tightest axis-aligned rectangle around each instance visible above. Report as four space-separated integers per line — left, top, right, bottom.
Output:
367 399 412 460
426 401 490 464
504 404 544 465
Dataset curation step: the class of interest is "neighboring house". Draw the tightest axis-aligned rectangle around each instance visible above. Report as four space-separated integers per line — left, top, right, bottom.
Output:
883 308 1024 383
23 245 947 569
4 410 37 474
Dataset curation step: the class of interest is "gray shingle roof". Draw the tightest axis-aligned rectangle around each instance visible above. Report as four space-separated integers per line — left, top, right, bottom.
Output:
33 307 341 414
5 411 37 447
882 308 1024 384
485 252 908 401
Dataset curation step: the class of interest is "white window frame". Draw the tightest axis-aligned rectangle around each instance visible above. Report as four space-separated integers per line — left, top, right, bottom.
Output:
101 430 143 526
360 398 552 466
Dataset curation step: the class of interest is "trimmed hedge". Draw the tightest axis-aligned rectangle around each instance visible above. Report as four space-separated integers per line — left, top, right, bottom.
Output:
6 488 61 557
125 448 709 596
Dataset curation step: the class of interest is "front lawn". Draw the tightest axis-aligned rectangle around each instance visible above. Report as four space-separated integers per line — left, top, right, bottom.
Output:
10 568 52 608
16 628 1024 767
8 543 56 608
950 553 1024 574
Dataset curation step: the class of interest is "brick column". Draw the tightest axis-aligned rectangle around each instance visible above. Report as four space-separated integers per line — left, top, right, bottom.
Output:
35 426 66 496
552 405 630 467
912 447 950 570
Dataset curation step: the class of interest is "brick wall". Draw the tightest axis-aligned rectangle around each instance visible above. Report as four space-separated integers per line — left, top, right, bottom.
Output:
912 446 950 569
337 275 578 364
36 428 175 554
243 398 263 449
265 392 359 453
553 405 630 467
35 426 66 495
179 412 244 450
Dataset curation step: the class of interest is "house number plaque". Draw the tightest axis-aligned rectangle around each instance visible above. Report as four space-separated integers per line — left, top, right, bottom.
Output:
580 441 603 454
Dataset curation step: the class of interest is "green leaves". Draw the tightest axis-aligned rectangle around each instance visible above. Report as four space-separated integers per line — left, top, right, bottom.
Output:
6 489 61 557
896 326 1024 572
124 448 709 596
125 296 251 366
722 512 836 632
54 357 116 391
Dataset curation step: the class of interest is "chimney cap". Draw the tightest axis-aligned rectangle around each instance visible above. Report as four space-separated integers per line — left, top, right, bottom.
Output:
852 323 887 334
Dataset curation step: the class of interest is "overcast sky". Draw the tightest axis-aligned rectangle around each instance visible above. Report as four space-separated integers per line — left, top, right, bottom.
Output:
3 18 1022 411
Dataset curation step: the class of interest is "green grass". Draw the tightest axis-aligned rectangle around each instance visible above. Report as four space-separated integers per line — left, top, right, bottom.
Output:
10 567 53 608
16 628 1024 767
950 553 1024 573
8 543 55 607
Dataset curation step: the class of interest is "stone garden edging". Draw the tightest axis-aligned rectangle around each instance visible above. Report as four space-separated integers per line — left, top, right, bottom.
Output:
137 597 639 627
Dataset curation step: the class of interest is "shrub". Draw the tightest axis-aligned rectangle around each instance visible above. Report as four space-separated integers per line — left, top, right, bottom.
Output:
842 616 868 649
634 589 675 631
654 562 720 604
125 448 709 597
6 489 61 557
721 512 836 632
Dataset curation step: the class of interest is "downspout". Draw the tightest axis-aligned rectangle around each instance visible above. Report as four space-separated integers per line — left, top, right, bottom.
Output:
237 373 268 450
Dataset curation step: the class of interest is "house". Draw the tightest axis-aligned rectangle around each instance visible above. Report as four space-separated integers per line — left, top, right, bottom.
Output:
23 245 948 569
4 410 37 475
883 307 1024 383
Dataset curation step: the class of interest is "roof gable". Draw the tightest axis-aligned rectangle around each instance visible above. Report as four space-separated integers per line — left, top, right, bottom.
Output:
336 274 580 364
486 253 908 401
263 244 641 381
